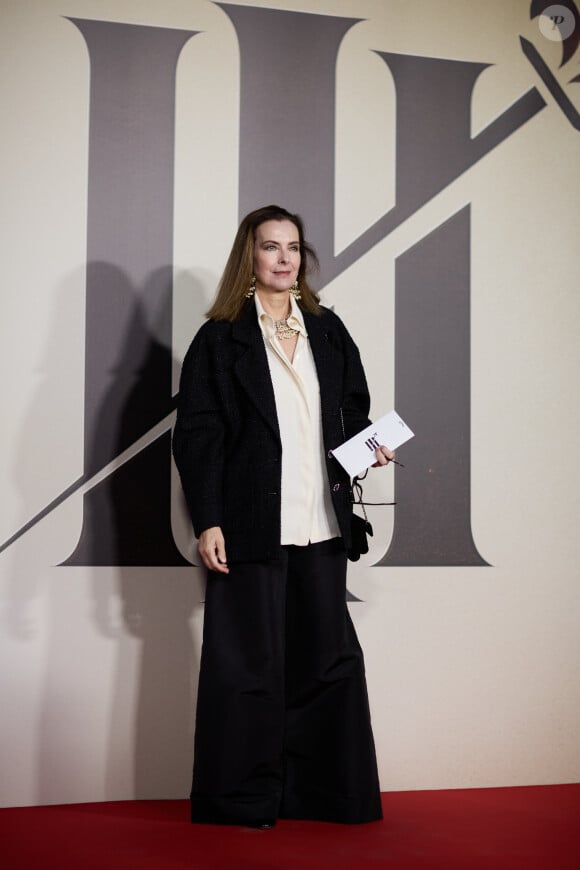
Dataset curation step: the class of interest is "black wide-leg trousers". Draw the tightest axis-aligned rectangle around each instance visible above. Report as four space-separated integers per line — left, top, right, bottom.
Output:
190 538 382 825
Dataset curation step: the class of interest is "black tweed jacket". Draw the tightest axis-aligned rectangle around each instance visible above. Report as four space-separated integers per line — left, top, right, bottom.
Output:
172 301 372 563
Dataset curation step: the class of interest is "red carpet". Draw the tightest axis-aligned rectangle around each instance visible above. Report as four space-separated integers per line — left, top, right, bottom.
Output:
1 785 579 869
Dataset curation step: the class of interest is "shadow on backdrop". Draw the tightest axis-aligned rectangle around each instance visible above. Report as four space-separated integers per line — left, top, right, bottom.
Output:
60 263 203 800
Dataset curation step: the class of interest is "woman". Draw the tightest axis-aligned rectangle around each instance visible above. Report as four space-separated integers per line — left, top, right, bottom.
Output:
173 205 394 828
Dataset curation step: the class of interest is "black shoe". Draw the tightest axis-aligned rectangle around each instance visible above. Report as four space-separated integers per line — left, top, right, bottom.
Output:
246 819 276 829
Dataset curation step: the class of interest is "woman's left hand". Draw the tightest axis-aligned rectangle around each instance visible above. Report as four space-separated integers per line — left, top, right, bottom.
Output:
373 445 395 467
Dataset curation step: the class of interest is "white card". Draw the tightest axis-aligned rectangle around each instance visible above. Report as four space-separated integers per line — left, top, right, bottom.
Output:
331 410 414 478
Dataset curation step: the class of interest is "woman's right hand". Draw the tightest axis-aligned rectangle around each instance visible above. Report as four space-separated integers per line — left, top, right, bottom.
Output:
197 526 229 574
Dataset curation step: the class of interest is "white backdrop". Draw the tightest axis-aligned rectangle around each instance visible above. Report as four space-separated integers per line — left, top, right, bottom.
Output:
1 0 579 807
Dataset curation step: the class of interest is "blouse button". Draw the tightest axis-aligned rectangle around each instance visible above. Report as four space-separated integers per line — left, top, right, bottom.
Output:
332 483 340 492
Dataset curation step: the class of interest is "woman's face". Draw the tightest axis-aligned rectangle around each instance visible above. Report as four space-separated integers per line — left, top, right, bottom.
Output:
253 219 301 296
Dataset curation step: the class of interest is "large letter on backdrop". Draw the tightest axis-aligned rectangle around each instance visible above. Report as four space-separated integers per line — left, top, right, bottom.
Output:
63 19 198 566
221 3 544 565
219 3 361 271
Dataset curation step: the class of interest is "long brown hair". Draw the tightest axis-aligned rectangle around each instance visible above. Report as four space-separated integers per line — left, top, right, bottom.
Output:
206 205 322 321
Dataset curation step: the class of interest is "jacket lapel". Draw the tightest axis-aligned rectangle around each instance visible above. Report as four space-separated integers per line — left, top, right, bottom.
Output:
231 308 281 443
304 310 343 414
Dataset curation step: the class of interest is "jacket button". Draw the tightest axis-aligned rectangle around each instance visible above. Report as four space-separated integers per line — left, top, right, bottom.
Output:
332 483 340 492
327 450 333 458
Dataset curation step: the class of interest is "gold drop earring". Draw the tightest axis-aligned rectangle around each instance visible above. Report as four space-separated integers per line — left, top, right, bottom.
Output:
245 275 256 298
289 280 301 301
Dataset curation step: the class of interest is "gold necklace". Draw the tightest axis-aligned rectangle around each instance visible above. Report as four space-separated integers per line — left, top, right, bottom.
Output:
274 317 299 340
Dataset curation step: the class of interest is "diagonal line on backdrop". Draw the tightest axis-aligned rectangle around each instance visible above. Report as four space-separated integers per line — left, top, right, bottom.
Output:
520 37 580 130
